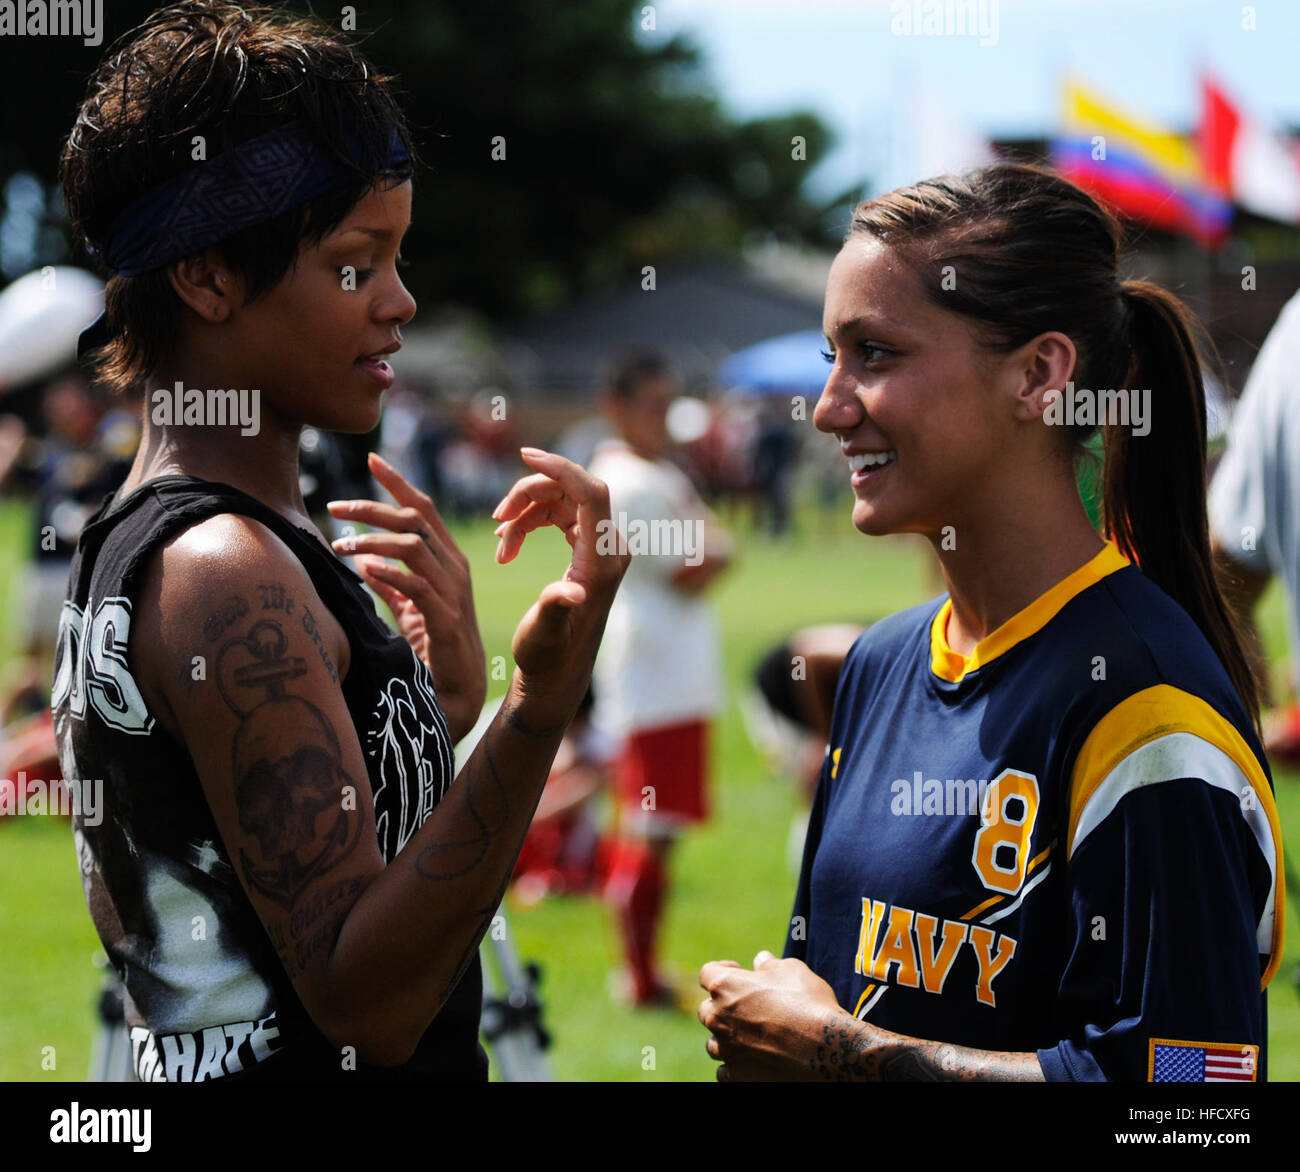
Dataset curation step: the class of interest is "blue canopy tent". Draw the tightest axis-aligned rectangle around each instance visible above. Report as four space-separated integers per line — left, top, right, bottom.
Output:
716 329 829 395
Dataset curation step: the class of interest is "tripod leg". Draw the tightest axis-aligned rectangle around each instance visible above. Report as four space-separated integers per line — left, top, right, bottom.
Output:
480 906 553 1082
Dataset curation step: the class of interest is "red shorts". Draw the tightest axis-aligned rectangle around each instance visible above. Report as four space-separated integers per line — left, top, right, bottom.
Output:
613 719 710 829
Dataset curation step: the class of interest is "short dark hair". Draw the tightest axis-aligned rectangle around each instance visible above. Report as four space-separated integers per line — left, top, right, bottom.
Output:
602 349 677 401
60 1 416 395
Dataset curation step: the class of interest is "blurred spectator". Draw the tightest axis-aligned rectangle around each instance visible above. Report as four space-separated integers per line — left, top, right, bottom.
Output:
743 623 866 800
0 372 133 816
441 389 519 516
1210 289 1300 761
740 622 866 874
3 374 135 672
377 383 427 487
752 396 798 536
553 411 612 470
588 349 733 1008
511 687 616 905
298 425 350 536
414 389 456 509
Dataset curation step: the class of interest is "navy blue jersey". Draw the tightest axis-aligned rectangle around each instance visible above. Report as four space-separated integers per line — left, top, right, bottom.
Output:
787 542 1283 1082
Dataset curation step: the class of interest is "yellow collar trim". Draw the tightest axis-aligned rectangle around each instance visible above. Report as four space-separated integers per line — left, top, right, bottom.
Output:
929 542 1130 683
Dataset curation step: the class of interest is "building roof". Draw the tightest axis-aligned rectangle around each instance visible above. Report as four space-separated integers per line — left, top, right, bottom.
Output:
505 259 826 395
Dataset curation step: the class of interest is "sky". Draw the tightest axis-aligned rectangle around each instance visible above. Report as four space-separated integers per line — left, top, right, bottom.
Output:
649 0 1300 200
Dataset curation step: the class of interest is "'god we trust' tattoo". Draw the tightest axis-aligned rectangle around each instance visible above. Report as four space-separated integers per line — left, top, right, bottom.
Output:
300 603 339 684
257 581 339 683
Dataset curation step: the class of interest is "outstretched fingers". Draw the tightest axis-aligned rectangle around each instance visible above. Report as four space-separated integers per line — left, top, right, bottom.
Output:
492 449 618 572
366 451 457 548
494 499 578 563
327 453 466 578
491 472 567 524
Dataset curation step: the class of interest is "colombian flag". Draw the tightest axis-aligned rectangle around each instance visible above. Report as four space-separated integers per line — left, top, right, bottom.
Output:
1051 80 1232 246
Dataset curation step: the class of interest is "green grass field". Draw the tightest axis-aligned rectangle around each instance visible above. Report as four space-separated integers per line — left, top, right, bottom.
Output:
1 492 1297 1082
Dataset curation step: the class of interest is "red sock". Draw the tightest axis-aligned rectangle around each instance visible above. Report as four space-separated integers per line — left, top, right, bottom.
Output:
605 839 666 1001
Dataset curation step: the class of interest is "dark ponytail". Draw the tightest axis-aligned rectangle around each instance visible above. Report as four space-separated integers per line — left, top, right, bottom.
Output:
848 163 1261 732
1108 281 1261 731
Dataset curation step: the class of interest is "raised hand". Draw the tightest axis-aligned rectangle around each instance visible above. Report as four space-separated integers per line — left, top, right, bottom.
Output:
490 447 629 728
327 451 486 744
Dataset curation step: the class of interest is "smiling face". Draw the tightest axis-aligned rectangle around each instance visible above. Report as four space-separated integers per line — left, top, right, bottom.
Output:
217 178 416 435
814 235 1032 539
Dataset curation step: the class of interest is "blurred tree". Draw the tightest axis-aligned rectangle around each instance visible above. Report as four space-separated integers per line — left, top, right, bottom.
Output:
0 0 835 316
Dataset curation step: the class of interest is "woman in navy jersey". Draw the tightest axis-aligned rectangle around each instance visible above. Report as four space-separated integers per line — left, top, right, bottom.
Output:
698 164 1284 1083
53 2 625 1081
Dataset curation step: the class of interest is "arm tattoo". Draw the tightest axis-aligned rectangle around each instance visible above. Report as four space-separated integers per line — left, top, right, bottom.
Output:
412 703 565 1003
266 874 367 979
300 603 340 685
877 1040 1042 1082
500 700 570 739
255 583 294 615
809 1013 1042 1082
435 776 543 1005
211 606 362 909
809 1015 874 1082
203 594 249 642
411 722 510 882
410 698 569 881
436 870 515 1007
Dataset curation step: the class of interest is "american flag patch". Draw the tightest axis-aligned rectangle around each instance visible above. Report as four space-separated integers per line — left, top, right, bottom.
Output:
1148 1038 1258 1082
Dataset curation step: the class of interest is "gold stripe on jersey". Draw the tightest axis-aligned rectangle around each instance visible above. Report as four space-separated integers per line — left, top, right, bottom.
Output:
1067 684 1285 989
853 985 878 1017
961 894 1003 922
930 542 1129 683
959 842 1054 922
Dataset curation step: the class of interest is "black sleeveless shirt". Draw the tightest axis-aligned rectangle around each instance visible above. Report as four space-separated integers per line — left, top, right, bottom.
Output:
51 475 488 1081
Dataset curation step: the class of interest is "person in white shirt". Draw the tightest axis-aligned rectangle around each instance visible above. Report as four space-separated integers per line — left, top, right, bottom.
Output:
1210 288 1300 762
588 351 732 1006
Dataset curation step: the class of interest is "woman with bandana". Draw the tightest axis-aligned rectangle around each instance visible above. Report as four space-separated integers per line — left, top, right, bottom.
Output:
53 1 626 1082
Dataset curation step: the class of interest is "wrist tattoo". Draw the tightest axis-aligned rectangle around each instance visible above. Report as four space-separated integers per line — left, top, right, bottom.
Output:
500 701 569 740
415 723 540 1006
809 1014 872 1082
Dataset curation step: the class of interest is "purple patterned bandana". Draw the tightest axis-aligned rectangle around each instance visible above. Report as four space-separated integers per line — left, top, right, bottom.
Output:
97 120 410 277
77 119 409 361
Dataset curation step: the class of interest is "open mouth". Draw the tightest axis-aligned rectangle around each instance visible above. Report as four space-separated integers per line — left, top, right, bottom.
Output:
848 450 896 484
355 354 396 387
848 450 896 472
